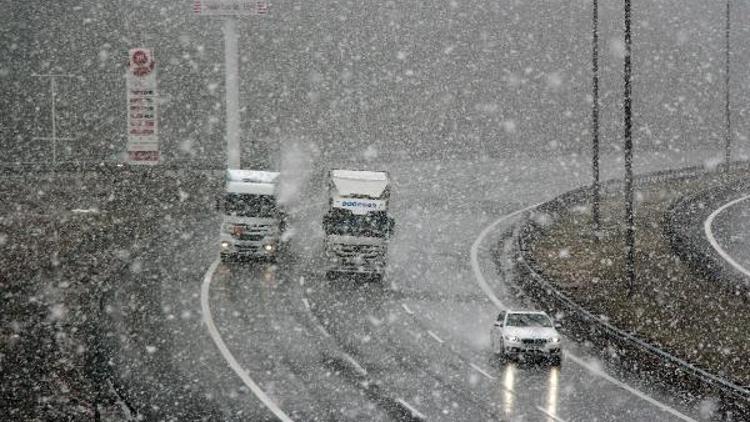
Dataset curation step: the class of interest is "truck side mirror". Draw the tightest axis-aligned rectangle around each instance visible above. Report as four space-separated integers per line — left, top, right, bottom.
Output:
554 321 562 329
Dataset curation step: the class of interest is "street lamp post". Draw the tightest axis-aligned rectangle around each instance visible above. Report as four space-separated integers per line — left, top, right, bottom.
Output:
623 0 636 294
724 0 732 168
591 0 601 235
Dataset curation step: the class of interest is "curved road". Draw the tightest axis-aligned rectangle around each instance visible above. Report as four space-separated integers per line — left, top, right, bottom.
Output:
189 151 724 421
705 193 750 281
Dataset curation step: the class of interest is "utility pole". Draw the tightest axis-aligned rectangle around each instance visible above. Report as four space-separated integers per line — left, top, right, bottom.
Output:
32 74 77 169
724 0 732 168
591 0 601 235
623 0 636 294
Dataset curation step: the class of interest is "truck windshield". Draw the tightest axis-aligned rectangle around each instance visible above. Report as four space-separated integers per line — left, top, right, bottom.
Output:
224 194 278 218
324 210 392 238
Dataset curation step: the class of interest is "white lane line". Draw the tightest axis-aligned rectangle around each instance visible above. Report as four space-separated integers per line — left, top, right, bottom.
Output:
342 352 368 376
470 205 698 422
426 330 444 344
201 259 295 422
401 303 415 315
565 354 696 422
396 398 427 420
470 203 540 310
536 405 567 422
301 298 311 310
316 324 331 338
469 363 496 380
704 193 750 278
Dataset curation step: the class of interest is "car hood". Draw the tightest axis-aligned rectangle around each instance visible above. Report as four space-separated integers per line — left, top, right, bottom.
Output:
504 326 558 339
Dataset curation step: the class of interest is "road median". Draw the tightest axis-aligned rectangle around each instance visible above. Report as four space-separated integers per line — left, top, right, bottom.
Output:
513 163 750 419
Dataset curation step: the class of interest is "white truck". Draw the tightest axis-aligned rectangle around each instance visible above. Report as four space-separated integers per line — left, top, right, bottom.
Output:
218 169 286 262
322 170 395 280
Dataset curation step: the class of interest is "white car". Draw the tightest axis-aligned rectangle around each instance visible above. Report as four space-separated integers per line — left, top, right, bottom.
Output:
491 310 562 365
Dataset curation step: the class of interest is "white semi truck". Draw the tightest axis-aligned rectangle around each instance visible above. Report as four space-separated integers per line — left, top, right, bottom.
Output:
218 169 286 262
322 170 395 280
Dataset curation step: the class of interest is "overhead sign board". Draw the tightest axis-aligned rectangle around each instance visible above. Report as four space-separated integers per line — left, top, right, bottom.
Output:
126 48 159 165
194 0 270 16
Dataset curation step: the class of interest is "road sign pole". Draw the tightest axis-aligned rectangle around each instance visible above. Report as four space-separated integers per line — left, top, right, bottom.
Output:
224 16 241 169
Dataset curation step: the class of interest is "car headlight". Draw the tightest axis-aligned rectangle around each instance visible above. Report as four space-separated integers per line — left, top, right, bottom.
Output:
550 336 561 343
221 241 231 249
264 243 275 252
504 336 520 342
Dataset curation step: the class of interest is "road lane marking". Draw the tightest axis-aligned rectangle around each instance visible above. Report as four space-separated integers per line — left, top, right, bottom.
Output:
426 330 444 344
704 193 750 278
342 352 368 376
401 303 415 315
302 298 311 310
201 258 295 422
395 398 427 420
565 354 697 422
536 405 567 422
469 363 496 380
471 205 698 422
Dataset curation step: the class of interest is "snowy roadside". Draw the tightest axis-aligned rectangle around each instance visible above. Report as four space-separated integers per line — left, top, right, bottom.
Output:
519 166 750 416
1 171 220 421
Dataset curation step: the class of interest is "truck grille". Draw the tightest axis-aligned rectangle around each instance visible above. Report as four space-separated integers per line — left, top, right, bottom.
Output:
233 224 274 240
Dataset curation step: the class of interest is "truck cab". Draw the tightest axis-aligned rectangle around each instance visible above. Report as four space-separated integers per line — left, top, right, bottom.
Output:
323 170 395 281
218 169 286 262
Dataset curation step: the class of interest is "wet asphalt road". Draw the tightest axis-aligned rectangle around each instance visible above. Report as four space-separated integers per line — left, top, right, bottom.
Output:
177 149 728 421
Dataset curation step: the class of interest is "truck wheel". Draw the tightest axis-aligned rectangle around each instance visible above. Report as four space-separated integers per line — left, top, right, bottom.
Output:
370 273 384 283
220 254 232 263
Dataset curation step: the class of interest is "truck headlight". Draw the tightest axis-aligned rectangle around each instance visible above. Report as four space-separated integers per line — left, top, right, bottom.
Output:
550 337 561 343
264 244 275 252
221 241 231 249
504 336 519 343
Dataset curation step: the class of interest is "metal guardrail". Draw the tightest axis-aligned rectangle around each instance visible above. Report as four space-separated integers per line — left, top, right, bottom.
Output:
515 162 750 417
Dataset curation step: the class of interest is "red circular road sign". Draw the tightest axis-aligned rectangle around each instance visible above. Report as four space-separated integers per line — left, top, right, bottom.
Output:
130 49 155 77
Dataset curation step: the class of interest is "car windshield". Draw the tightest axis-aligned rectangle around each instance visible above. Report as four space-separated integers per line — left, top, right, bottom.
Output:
506 314 552 328
224 193 278 218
